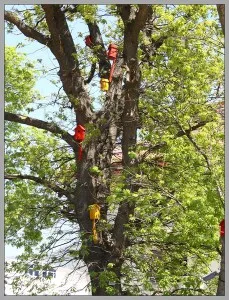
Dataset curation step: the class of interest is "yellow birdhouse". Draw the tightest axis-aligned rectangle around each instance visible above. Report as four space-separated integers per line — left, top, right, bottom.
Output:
92 228 99 244
89 204 101 220
100 78 109 91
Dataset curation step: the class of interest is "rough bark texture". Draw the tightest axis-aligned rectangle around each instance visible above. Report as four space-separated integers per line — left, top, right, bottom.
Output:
217 237 225 296
41 5 93 124
3 4 205 295
217 4 225 36
112 4 152 259
4 4 220 296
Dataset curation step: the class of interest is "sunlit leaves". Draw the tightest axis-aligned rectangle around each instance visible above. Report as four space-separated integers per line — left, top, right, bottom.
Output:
5 46 41 114
107 4 224 295
5 4 224 296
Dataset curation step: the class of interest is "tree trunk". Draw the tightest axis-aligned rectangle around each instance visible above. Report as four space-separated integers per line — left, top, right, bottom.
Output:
216 236 225 295
216 4 225 36
69 119 124 295
4 5 151 295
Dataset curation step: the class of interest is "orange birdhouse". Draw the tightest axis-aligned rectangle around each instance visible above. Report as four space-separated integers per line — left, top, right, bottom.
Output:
100 78 109 91
89 204 101 220
74 124 85 142
107 44 118 60
85 35 93 47
220 219 225 237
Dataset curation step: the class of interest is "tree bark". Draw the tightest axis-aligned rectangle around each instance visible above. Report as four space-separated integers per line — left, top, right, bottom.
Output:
7 4 215 296
4 111 77 148
216 5 225 36
4 5 157 295
216 236 225 295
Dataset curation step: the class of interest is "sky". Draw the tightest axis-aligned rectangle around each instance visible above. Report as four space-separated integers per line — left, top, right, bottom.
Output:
5 4 120 262
5 5 117 117
5 5 89 130
4 4 109 258
4 5 224 295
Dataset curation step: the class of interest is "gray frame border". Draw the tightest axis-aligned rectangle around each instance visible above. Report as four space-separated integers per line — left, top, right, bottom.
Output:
0 0 227 299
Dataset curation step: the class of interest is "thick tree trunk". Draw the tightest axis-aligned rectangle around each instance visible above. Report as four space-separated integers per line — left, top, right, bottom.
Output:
4 5 151 295
71 143 112 295
216 236 225 295
69 92 124 295
216 4 225 36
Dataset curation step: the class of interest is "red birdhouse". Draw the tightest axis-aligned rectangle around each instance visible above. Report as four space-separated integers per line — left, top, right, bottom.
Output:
220 219 225 237
73 125 85 161
107 44 118 60
85 35 93 47
74 124 85 142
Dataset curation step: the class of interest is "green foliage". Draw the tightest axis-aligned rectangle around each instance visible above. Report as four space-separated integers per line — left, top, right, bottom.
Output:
5 46 78 294
5 46 41 114
5 4 224 296
84 123 101 143
76 5 98 23
89 166 102 176
107 4 223 296
99 270 119 295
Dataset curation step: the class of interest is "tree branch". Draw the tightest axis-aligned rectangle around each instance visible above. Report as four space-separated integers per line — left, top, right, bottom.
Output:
61 4 79 14
174 119 224 207
134 5 152 33
216 5 225 36
65 5 109 81
41 4 93 124
41 4 78 69
85 21 111 79
5 5 93 124
117 5 131 22
5 111 77 149
112 4 154 253
141 121 210 162
185 131 212 171
5 173 69 197
4 10 50 46
176 120 209 137
170 288 205 295
120 4 152 43
84 62 96 85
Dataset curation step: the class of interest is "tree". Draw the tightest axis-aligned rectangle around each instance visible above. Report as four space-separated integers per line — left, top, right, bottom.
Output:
217 4 225 35
216 3 225 296
5 5 224 295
